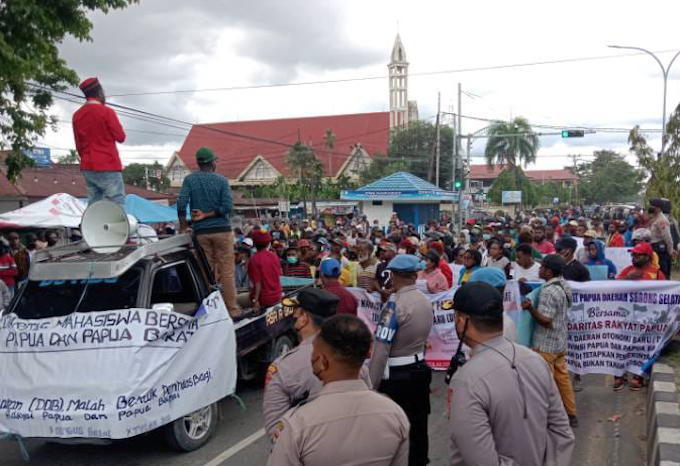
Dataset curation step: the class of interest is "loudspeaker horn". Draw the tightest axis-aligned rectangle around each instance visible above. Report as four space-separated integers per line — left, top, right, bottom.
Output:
81 200 138 254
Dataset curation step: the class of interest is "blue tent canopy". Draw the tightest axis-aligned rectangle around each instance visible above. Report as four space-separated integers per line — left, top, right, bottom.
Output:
341 172 457 201
125 194 179 223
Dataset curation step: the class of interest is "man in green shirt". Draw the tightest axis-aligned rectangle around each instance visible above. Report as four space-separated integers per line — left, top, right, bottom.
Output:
177 147 241 317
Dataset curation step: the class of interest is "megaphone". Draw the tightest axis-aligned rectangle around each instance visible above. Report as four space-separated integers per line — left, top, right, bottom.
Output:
81 200 138 254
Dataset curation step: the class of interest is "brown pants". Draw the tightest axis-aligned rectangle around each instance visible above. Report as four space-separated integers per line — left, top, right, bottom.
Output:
197 232 239 315
534 349 577 416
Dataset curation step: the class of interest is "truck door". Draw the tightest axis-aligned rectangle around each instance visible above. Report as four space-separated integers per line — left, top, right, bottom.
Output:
150 261 202 316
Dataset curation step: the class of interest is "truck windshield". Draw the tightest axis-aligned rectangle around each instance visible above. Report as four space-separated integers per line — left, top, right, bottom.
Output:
10 268 142 320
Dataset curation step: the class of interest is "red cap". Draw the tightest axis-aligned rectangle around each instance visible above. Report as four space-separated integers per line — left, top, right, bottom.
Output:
551 217 560 224
466 218 476 225
79 77 100 94
251 230 272 247
298 239 310 247
631 241 654 256
428 241 444 255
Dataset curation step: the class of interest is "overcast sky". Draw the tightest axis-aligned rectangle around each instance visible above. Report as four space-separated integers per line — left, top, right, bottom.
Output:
42 0 680 171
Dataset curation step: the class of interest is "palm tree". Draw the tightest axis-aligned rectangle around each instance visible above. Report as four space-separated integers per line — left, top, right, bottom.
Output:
484 117 540 169
323 129 336 177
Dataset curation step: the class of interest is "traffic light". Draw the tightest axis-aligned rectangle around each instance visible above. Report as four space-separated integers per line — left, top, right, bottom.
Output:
453 166 465 190
561 130 585 138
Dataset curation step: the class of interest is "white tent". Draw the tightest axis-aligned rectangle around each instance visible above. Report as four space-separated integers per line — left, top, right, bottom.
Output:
0 193 86 228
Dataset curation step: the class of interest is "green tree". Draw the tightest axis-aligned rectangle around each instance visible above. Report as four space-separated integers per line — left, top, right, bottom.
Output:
488 167 537 206
56 149 80 164
123 162 170 192
575 150 643 204
484 117 540 168
0 0 137 182
388 121 453 188
629 103 680 219
287 142 324 218
357 152 409 186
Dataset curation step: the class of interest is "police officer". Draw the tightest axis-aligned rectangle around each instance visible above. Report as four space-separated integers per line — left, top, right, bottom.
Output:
449 281 574 466
368 254 433 466
262 288 340 438
268 315 410 466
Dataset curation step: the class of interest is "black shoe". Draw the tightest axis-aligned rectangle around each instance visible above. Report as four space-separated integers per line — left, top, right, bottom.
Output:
568 415 579 428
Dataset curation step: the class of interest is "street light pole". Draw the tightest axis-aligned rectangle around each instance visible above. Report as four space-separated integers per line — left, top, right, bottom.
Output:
609 45 680 154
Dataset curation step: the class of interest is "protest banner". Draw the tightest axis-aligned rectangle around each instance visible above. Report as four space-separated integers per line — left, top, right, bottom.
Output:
351 280 522 370
567 280 680 376
0 291 237 439
604 247 633 275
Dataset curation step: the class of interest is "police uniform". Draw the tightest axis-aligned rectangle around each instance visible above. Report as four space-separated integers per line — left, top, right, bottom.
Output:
449 282 575 466
267 379 410 466
263 288 371 438
368 254 433 466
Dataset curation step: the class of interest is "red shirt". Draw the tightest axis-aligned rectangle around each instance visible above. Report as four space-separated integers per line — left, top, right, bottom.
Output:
0 254 18 287
533 240 556 255
439 261 453 288
607 233 625 247
617 264 665 280
322 280 358 316
248 249 283 307
73 99 126 172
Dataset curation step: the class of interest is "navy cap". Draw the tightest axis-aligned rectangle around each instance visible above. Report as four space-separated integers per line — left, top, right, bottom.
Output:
320 258 341 277
387 254 420 272
453 281 503 317
555 236 577 252
541 254 565 275
296 288 339 318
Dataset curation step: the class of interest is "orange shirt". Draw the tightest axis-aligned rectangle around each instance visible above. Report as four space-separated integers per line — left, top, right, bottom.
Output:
616 264 666 280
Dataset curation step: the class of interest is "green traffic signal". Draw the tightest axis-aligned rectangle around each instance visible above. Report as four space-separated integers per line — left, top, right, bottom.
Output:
562 130 585 138
454 180 462 189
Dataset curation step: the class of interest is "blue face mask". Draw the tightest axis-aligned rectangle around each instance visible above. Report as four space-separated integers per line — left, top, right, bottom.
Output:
509 229 516 236
419 260 427 270
287 256 299 265
482 233 491 240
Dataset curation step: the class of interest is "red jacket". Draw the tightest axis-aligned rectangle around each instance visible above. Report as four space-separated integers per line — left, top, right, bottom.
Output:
0 254 18 287
73 98 126 171
439 261 453 288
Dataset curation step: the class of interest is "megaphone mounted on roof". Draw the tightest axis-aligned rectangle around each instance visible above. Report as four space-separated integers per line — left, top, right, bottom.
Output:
81 200 138 254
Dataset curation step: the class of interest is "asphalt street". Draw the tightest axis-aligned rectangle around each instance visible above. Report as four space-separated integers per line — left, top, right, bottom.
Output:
0 372 646 466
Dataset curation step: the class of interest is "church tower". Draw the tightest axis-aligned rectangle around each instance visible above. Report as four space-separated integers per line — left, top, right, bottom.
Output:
388 34 409 129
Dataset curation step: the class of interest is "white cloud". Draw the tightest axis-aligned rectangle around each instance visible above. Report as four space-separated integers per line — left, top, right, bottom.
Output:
43 0 680 169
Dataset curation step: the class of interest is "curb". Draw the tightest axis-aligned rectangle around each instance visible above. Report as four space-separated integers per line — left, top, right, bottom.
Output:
648 363 680 465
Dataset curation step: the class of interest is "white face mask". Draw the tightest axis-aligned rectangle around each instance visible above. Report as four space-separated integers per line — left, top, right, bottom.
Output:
358 254 369 262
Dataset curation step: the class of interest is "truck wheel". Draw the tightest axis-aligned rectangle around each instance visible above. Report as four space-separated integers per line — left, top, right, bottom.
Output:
273 334 293 359
163 403 218 452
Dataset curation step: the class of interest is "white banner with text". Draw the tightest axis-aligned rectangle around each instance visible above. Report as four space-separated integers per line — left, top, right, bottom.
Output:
0 291 237 439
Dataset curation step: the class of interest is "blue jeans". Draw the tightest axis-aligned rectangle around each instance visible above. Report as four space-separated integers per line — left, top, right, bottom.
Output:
82 171 126 207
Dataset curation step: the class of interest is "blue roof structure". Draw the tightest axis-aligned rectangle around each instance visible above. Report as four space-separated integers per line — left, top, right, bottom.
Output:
341 172 457 201
125 194 179 223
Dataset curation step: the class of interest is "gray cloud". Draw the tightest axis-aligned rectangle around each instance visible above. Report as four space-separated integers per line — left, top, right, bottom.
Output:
56 1 383 146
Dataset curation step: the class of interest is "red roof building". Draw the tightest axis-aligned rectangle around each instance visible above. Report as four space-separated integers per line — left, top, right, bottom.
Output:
469 164 576 188
170 112 390 187
0 163 173 214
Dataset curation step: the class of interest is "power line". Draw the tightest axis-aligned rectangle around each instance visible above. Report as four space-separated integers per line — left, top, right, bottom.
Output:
105 48 680 97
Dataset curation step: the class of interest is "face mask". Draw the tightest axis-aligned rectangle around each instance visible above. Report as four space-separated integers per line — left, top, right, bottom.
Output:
419 260 427 270
287 256 299 265
482 234 491 240
311 355 326 380
504 242 511 249
373 238 381 245
358 254 369 262
509 230 516 236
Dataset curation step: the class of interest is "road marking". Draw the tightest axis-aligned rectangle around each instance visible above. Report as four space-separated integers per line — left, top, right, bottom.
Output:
201 428 266 466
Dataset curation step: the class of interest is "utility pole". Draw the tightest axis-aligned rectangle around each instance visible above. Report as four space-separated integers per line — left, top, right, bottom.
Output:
571 154 579 205
435 92 441 187
456 83 463 232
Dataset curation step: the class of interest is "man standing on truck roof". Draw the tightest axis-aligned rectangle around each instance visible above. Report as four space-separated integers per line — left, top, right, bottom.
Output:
72 77 127 207
177 147 240 318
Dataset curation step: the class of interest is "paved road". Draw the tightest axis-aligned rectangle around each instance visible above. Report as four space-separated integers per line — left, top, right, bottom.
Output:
0 372 646 466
